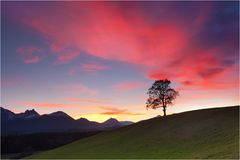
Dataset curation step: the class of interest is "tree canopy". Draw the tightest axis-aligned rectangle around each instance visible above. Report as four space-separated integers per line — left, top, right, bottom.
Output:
146 79 179 116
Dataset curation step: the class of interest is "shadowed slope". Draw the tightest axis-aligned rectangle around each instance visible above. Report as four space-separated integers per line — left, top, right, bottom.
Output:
28 106 239 159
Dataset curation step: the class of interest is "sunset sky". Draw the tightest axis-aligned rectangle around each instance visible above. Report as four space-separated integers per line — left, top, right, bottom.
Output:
2 1 239 122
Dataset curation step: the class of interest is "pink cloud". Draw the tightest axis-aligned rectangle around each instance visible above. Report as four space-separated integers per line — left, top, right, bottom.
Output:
68 63 108 76
53 84 98 96
18 101 82 108
81 63 108 72
7 2 238 91
55 49 80 64
22 102 64 108
177 66 239 91
13 3 189 66
16 46 43 64
68 62 109 76
113 82 146 92
64 98 111 104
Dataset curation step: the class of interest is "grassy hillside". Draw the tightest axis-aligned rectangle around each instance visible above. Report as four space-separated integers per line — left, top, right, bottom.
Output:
28 106 239 159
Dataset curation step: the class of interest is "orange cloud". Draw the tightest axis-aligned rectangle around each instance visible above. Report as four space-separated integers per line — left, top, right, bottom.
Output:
97 106 142 115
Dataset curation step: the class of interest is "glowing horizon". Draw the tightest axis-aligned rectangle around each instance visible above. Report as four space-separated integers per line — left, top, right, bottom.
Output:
2 1 239 123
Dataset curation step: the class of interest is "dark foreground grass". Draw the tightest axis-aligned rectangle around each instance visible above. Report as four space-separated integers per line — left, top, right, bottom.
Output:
28 106 239 159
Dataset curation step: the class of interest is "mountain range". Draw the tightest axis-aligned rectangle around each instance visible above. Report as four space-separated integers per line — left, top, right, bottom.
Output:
1 107 133 135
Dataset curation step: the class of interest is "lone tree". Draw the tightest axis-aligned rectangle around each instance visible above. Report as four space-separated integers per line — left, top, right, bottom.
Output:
146 79 179 116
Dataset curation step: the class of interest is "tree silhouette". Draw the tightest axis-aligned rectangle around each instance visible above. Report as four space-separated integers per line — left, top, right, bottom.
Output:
146 79 179 116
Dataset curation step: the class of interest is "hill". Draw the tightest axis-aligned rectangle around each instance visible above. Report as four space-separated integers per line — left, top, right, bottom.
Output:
28 106 239 159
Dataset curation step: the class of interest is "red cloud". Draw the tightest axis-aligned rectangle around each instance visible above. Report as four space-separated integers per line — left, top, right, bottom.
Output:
148 72 173 80
113 82 146 92
182 81 193 85
7 2 238 91
16 46 42 64
198 67 224 79
13 3 188 66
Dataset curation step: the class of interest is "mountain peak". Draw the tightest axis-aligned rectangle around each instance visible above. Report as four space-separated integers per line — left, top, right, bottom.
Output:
1 107 16 121
24 109 39 116
108 117 118 121
103 118 119 124
49 111 71 118
78 118 89 122
102 118 133 127
17 109 40 119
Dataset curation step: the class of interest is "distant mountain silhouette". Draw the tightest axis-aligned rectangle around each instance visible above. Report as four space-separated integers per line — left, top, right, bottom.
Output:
47 111 73 118
1 107 134 135
102 118 122 128
1 107 40 121
16 109 40 119
119 121 134 126
1 107 16 121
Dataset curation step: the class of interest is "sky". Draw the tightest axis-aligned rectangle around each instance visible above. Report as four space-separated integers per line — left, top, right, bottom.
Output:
1 1 239 122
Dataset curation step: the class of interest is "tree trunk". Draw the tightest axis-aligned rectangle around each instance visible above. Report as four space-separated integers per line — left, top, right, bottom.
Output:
163 106 166 117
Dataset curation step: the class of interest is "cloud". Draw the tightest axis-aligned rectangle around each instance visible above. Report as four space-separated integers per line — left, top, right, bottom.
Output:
54 84 98 96
181 81 193 86
18 102 67 108
148 72 173 80
16 46 43 64
198 67 224 79
68 62 108 76
113 82 146 92
64 98 111 104
5 2 239 90
81 63 108 72
178 66 239 90
97 106 142 115
56 50 80 64
18 101 97 109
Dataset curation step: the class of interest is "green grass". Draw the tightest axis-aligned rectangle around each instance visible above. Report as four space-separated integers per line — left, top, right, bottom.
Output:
28 106 239 159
